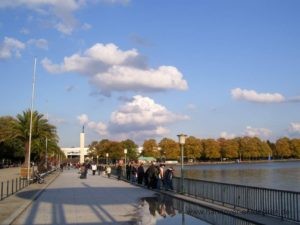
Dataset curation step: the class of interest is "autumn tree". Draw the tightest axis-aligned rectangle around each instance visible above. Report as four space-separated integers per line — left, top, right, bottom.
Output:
159 138 179 160
142 139 158 157
220 138 239 159
185 136 202 160
202 139 221 160
275 137 292 159
290 139 300 158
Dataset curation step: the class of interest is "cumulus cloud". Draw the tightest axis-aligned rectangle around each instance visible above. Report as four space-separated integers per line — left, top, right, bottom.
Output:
77 114 108 136
288 122 300 133
27 38 48 50
0 0 83 34
220 131 236 139
42 43 188 96
244 126 272 138
0 37 25 59
110 95 189 127
77 114 89 125
0 0 129 35
108 95 188 141
76 95 188 142
231 88 285 103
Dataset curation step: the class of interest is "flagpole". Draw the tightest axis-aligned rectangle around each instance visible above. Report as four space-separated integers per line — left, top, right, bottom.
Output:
28 57 37 181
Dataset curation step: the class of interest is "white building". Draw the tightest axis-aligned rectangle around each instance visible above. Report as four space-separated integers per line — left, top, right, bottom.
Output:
61 127 88 164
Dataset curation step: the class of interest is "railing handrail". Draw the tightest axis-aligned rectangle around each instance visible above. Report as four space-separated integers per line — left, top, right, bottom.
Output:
174 176 300 194
172 176 300 222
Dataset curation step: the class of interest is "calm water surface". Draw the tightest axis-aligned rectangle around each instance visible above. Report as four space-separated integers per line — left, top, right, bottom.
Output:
173 161 300 192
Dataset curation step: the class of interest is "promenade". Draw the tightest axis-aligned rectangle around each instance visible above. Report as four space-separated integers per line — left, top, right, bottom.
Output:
4 169 155 225
1 168 299 225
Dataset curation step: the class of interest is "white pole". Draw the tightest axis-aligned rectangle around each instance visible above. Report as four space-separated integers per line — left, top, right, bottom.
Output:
28 57 37 181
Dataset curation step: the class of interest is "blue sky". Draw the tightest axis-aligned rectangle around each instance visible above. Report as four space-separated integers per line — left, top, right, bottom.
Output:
1 0 300 147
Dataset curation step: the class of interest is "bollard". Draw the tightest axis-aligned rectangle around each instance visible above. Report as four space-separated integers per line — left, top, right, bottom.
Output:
1 182 3 200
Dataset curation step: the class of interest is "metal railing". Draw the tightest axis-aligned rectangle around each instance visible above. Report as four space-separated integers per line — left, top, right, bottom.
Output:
0 177 29 200
173 177 300 222
0 168 58 201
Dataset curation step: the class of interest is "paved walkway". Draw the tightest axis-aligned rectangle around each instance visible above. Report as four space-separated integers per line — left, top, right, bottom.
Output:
8 170 155 225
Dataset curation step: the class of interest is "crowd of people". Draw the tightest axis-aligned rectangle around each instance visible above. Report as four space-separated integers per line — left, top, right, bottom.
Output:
118 162 174 191
73 160 174 191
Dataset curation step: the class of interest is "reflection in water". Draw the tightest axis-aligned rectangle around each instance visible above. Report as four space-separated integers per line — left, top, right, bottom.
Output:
134 194 256 225
173 161 300 191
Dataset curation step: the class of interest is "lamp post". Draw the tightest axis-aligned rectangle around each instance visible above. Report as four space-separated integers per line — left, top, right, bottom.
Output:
106 153 109 165
178 134 187 193
124 149 127 166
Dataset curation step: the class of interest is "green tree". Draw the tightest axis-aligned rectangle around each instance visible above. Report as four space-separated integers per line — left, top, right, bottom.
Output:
275 137 291 159
0 110 58 167
159 138 179 160
121 139 138 160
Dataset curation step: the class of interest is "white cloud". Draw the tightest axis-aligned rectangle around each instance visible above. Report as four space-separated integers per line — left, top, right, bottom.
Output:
77 114 89 125
110 95 189 127
42 43 188 95
0 37 25 59
77 114 108 136
0 0 130 34
231 88 285 103
0 0 83 34
87 121 108 136
220 131 236 139
288 122 300 133
27 38 48 50
109 95 188 141
76 95 188 142
244 126 272 138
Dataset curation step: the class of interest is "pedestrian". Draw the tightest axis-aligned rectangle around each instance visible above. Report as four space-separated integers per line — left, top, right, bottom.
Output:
137 163 145 184
157 164 165 189
126 163 131 181
91 163 97 175
163 167 174 191
117 163 123 180
131 163 138 183
106 165 111 178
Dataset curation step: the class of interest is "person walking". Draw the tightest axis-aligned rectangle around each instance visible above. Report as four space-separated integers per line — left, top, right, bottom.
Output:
106 165 111 178
91 163 97 175
163 167 174 191
137 163 145 184
117 163 123 180
126 163 131 181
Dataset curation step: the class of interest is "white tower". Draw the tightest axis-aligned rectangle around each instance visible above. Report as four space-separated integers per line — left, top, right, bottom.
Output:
80 126 85 164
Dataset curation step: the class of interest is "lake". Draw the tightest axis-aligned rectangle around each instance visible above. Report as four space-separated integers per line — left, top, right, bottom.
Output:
173 160 300 192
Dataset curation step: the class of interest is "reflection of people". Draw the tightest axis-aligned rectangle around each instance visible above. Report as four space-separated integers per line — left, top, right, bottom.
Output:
138 194 176 224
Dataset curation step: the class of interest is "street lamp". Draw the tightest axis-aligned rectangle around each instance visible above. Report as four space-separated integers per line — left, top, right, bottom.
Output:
106 153 109 165
124 149 127 166
178 134 187 193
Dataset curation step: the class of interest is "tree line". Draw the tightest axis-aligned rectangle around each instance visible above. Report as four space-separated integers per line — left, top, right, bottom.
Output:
88 136 300 162
0 110 65 171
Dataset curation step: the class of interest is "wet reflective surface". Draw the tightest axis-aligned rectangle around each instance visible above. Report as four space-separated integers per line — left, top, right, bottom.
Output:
135 193 257 225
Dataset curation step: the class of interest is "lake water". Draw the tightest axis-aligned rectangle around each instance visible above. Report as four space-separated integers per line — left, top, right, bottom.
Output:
173 160 300 192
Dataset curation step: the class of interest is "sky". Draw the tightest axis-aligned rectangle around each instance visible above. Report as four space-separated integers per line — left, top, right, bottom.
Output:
1 0 300 147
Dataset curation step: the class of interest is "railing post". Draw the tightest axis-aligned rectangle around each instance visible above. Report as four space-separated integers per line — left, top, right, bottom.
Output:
1 182 3 200
6 180 9 198
11 179 14 194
